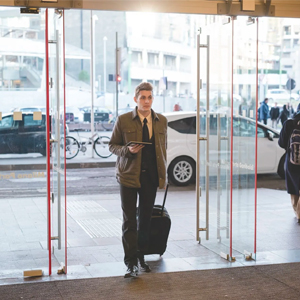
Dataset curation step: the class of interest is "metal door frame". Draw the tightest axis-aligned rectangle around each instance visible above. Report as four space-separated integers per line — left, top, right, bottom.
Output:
196 16 258 262
45 8 67 276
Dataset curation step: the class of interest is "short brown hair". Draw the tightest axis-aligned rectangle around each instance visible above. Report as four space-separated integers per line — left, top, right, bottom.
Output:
134 82 153 99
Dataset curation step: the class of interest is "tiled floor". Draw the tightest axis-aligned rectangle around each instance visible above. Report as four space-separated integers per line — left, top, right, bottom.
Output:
1 187 300 285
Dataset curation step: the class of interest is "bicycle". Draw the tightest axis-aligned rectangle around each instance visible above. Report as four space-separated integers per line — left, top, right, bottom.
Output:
61 129 112 159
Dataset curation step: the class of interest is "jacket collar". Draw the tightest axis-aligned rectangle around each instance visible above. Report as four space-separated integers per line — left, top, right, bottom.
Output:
131 107 159 121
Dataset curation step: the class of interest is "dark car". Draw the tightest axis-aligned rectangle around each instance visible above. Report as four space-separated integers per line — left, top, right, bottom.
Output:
0 112 47 156
80 106 113 122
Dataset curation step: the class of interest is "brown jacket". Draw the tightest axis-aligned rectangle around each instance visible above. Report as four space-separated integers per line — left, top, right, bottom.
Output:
109 107 167 189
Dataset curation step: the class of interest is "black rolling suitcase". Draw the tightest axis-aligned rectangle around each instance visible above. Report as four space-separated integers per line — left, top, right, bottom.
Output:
146 184 171 256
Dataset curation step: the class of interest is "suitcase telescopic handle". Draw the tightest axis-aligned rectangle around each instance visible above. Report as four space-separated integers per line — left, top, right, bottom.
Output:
161 183 169 216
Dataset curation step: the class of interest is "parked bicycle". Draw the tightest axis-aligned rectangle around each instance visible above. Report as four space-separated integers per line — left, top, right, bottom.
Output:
61 129 112 159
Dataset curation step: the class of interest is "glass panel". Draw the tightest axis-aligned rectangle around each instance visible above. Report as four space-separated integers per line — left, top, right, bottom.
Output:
0 7 49 277
198 16 233 257
48 8 66 273
232 17 257 259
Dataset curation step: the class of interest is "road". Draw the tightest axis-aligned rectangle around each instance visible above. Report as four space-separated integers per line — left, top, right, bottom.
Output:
0 167 286 199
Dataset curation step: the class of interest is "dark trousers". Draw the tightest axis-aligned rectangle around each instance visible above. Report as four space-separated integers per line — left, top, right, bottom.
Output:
120 171 157 267
263 119 267 125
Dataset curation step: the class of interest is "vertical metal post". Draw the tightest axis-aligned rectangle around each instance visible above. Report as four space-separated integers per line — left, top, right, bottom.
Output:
229 17 235 260
196 31 210 242
128 48 132 94
116 32 119 118
217 117 221 240
103 36 107 95
90 11 96 157
254 17 259 258
62 9 68 273
163 69 166 113
196 33 200 242
55 29 61 249
45 8 52 276
206 35 210 240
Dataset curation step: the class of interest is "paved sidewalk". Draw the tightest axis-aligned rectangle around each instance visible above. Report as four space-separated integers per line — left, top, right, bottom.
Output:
1 187 300 285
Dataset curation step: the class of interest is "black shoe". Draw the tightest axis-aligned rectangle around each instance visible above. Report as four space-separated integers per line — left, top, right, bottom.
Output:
138 256 151 273
124 265 138 278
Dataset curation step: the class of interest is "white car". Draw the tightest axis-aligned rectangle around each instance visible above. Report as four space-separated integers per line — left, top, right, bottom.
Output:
199 92 242 111
65 106 84 123
266 89 299 105
11 106 46 113
165 111 285 186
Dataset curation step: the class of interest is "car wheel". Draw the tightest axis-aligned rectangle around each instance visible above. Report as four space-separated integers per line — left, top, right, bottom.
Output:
168 157 195 186
277 153 286 180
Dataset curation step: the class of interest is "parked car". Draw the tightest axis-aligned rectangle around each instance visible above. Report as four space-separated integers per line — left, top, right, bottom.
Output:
266 89 299 106
0 112 47 156
65 106 84 123
164 111 285 186
80 106 112 122
197 92 242 112
11 106 46 113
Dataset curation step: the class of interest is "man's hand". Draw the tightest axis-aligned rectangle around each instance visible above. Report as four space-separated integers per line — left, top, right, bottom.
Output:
128 144 144 154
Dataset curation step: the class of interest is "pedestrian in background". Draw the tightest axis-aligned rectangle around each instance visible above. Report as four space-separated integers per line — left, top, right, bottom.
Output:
287 103 295 117
109 82 168 278
278 103 300 222
239 98 248 116
259 98 269 125
278 104 290 127
247 99 256 119
270 102 280 129
257 101 262 122
173 102 182 111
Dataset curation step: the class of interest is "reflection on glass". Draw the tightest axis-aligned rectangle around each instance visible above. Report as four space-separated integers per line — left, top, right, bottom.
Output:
232 16 257 259
0 7 48 278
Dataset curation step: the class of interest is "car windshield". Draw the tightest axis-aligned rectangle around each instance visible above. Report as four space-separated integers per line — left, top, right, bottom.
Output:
168 114 279 138
0 116 14 128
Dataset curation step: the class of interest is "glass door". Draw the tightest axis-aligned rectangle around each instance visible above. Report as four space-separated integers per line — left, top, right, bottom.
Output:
0 7 50 278
232 16 257 261
46 8 67 275
196 16 233 258
196 15 258 262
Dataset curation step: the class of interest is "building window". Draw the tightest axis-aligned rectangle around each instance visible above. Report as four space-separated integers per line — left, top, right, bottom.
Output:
284 26 291 35
283 39 291 49
148 53 158 66
294 39 299 47
131 51 142 65
283 65 293 68
180 57 191 72
164 55 176 69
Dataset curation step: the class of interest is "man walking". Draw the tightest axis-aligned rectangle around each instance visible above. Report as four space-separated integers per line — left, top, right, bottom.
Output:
109 82 168 278
278 103 300 222
270 102 280 129
259 98 269 125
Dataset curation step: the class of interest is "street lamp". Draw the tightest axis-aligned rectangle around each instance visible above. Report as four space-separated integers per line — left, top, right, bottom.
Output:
103 36 107 95
90 12 98 158
128 49 132 94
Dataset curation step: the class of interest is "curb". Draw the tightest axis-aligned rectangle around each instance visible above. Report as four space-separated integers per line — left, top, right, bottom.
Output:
0 161 116 171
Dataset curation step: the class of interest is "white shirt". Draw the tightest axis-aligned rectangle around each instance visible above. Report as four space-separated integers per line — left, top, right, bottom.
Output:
137 110 152 139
